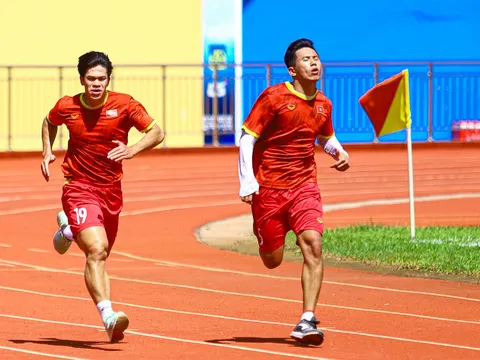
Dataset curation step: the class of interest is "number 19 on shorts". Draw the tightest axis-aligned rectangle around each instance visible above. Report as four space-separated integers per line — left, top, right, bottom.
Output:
74 207 88 225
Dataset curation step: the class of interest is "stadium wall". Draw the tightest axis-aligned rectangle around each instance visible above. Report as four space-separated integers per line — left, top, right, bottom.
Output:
0 0 203 151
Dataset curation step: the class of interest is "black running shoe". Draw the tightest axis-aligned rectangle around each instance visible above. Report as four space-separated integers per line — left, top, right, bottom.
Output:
289 316 324 346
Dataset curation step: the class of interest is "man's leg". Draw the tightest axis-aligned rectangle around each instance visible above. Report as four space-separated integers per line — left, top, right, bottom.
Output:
53 211 74 254
297 229 324 315
75 226 128 343
60 179 128 343
252 188 289 269
289 229 324 345
288 182 325 345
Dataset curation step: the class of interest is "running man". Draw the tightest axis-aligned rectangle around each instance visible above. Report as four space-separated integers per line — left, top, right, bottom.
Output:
41 51 164 343
238 38 350 346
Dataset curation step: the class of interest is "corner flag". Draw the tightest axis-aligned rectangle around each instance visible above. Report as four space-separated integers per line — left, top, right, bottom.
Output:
359 69 416 240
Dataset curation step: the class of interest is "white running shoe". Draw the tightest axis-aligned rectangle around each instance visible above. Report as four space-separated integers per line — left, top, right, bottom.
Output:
104 311 130 343
53 211 72 255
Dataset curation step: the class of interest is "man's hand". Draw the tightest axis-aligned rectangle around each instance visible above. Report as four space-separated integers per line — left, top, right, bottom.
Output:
107 140 135 162
240 191 259 205
41 153 56 182
330 150 350 172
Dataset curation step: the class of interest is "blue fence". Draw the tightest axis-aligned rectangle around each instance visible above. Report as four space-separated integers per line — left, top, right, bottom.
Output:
234 61 480 144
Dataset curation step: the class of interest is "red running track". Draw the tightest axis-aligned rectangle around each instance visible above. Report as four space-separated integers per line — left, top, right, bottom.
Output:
0 146 479 360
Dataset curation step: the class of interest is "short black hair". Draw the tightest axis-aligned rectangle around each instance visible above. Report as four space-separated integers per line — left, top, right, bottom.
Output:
77 51 113 78
284 38 316 68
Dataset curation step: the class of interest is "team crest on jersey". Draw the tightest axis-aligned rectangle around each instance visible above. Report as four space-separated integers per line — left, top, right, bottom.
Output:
287 104 296 111
106 109 118 117
69 113 79 119
316 106 324 113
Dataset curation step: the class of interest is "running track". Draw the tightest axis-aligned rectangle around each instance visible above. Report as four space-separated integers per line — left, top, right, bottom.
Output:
1 145 479 360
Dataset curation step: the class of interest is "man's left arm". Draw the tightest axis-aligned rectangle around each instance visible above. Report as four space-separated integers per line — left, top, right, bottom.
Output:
107 98 164 162
317 101 350 172
107 124 164 162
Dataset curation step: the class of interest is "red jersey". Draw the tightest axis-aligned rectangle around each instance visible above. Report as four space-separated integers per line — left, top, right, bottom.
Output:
242 81 334 190
48 91 155 185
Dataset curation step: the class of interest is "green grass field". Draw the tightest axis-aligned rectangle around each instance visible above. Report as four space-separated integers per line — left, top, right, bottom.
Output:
285 225 480 276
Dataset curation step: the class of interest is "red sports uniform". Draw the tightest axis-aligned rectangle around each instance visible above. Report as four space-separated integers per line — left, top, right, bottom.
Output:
48 91 155 244
242 81 334 252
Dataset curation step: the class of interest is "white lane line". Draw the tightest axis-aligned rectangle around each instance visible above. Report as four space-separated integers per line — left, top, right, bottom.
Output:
0 260 478 326
0 314 332 360
0 345 89 360
28 248 50 254
112 251 480 303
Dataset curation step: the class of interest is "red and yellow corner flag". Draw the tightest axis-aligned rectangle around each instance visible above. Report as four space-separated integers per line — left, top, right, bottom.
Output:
359 69 412 137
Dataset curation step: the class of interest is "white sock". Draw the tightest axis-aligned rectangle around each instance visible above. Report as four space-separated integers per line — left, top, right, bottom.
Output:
61 225 74 241
301 311 315 321
96 300 115 324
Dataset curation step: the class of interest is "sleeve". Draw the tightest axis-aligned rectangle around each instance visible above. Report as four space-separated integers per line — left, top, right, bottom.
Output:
47 97 66 126
128 98 156 133
241 89 275 138
317 99 334 139
238 132 259 197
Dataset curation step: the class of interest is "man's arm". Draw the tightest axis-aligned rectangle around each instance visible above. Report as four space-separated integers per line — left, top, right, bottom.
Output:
238 131 259 204
41 116 58 182
317 135 350 172
107 124 164 162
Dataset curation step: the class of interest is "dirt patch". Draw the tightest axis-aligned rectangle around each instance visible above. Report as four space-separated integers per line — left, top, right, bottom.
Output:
195 214 480 284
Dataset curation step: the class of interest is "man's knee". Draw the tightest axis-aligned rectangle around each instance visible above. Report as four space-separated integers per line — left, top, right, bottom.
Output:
297 230 323 262
76 226 109 261
260 246 284 269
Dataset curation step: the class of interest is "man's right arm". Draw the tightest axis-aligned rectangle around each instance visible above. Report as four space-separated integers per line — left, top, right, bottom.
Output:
238 131 259 202
40 116 59 182
238 89 275 203
42 116 58 157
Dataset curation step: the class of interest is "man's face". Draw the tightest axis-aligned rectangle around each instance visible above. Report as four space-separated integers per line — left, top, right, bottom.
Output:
288 47 321 82
80 65 110 103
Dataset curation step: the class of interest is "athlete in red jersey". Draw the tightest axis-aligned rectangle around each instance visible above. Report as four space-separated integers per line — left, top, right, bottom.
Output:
41 51 164 343
238 39 350 346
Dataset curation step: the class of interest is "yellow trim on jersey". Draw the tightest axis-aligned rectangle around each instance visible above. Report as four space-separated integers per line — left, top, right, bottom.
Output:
141 120 156 133
242 125 260 138
80 91 109 110
318 132 335 140
284 81 317 101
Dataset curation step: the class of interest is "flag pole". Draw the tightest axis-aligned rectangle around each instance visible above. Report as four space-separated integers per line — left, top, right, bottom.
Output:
406 125 416 240
403 69 416 240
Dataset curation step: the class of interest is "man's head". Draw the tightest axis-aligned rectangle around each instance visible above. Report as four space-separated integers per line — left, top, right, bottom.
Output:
284 38 321 82
77 51 113 105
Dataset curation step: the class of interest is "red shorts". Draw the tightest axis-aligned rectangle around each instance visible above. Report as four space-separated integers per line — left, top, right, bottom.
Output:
251 182 324 253
61 180 123 246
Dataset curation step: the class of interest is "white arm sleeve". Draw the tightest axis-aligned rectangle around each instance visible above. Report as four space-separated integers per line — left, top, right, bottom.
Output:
238 131 260 197
317 135 349 160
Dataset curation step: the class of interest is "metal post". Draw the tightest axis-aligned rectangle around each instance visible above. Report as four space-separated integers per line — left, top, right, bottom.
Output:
266 64 271 87
7 67 12 151
212 65 219 146
427 63 433 142
161 65 167 147
373 63 379 144
58 67 64 150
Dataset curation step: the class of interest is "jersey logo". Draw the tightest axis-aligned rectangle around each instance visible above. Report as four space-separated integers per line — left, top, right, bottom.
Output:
287 104 296 111
316 106 324 113
69 113 79 119
317 218 323 224
106 109 118 117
